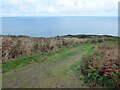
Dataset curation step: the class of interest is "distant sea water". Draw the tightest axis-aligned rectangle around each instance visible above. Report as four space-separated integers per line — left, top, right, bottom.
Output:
2 17 118 37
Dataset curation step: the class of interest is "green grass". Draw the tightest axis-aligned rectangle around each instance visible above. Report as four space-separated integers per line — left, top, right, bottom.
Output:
68 43 96 75
2 42 97 73
2 48 62 73
2 54 42 73
49 43 97 63
2 44 71 72
1 43 87 72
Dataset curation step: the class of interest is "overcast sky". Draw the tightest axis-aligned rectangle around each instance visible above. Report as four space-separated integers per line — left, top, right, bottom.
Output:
1 0 119 16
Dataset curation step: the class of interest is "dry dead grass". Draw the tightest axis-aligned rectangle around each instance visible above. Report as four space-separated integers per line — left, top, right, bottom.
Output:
1 35 109 61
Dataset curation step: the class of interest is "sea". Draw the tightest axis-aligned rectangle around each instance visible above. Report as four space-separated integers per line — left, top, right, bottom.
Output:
2 17 118 37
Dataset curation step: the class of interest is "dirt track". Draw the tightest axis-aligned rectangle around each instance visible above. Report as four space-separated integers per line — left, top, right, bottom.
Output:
2 44 94 88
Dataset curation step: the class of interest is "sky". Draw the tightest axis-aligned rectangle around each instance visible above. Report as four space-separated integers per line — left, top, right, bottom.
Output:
1 0 119 16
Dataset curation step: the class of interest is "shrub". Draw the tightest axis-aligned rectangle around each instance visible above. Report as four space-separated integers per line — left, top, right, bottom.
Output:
81 43 120 88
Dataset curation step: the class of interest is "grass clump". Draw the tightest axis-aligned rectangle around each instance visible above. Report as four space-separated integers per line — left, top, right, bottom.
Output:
2 54 43 73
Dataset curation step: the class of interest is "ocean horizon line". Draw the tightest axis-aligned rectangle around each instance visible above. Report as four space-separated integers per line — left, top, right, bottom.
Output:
1 16 118 18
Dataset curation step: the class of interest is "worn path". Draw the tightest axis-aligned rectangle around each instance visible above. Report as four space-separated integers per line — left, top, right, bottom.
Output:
3 44 95 88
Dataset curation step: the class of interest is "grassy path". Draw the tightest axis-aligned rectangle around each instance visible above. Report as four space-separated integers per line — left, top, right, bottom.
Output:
3 43 95 88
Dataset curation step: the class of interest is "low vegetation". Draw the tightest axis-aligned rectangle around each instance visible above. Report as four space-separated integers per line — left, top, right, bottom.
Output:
1 35 119 88
2 43 92 73
80 40 120 88
1 34 112 61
